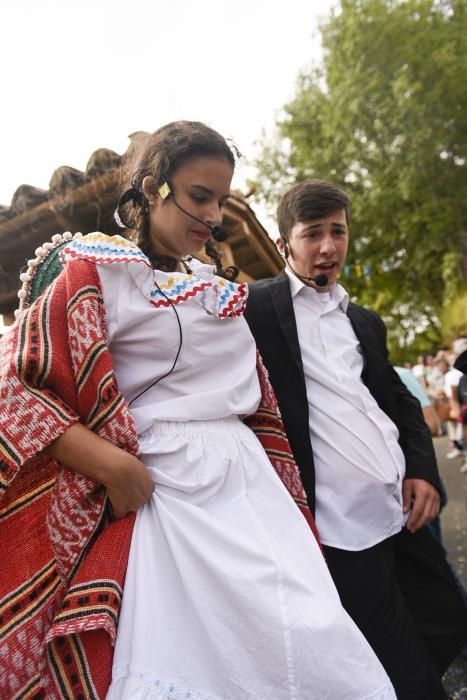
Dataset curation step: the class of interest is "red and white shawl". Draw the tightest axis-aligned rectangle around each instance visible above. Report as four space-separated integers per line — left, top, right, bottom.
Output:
0 257 318 699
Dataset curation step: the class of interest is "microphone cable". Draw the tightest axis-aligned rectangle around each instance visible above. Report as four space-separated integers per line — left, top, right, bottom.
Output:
128 274 183 408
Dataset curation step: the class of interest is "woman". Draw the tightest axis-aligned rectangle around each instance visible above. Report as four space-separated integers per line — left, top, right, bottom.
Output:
1 121 395 699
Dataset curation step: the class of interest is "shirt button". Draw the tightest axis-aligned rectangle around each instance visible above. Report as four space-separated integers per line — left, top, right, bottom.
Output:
341 376 347 384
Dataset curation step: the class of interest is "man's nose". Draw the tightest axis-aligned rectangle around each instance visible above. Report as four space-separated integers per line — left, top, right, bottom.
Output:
320 232 336 255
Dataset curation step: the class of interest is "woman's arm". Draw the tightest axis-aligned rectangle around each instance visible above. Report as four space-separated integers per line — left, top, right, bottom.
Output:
45 423 155 518
421 404 442 437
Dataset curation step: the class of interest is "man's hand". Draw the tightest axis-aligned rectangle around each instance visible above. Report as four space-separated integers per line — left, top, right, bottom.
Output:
402 478 440 533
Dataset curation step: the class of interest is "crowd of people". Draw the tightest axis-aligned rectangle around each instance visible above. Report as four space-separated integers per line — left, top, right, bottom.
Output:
404 343 467 471
1 121 466 700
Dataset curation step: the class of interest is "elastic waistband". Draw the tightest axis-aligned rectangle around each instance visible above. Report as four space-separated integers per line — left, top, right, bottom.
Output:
139 415 243 438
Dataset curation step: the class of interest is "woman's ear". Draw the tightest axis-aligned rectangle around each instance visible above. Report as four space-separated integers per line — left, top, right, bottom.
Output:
142 176 157 204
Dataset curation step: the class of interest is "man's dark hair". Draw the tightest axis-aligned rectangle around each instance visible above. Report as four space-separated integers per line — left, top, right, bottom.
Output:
277 179 350 240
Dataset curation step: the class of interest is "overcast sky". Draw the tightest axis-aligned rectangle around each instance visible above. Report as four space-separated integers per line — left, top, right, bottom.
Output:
1 0 335 207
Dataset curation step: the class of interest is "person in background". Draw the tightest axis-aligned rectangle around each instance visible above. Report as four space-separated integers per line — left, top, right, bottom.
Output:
452 339 467 473
424 353 436 394
395 365 442 437
412 353 429 391
428 357 451 435
444 355 464 460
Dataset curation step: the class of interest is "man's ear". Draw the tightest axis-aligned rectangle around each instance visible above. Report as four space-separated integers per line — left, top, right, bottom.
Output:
142 176 158 203
276 238 289 258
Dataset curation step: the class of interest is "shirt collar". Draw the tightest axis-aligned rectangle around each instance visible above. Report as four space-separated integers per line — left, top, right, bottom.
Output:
285 266 349 312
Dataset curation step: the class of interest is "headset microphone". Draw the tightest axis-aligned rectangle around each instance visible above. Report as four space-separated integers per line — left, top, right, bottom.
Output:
286 260 329 287
312 273 330 287
159 181 228 242
210 226 228 242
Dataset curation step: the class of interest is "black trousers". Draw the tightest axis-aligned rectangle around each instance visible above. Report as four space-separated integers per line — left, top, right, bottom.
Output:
323 527 467 700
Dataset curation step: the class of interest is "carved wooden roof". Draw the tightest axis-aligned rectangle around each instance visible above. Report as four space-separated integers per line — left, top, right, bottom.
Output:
0 141 282 316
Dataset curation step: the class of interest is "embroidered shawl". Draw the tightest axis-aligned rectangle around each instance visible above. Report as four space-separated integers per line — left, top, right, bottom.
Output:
0 251 317 699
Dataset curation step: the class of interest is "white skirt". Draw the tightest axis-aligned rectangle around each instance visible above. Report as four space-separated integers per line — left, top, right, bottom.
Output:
107 417 395 700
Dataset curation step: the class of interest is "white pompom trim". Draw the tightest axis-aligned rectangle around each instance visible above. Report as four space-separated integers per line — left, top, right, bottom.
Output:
18 231 77 312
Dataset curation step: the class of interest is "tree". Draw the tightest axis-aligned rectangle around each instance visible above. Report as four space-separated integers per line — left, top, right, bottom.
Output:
254 0 467 362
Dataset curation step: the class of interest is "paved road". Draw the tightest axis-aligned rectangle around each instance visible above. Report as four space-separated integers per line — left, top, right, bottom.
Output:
436 435 467 588
435 435 467 698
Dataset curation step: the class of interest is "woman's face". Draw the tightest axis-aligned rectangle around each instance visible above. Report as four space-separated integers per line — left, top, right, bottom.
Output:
145 156 234 259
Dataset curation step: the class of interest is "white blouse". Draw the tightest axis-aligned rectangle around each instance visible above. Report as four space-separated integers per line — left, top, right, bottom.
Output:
97 260 261 435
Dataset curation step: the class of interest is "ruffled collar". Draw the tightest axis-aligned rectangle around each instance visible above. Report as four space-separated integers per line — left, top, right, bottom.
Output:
60 232 248 319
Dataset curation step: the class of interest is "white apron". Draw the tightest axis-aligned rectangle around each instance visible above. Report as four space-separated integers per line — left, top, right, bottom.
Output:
107 418 394 700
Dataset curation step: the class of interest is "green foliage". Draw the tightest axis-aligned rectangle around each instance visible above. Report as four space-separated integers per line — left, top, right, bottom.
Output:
440 290 467 342
254 0 467 356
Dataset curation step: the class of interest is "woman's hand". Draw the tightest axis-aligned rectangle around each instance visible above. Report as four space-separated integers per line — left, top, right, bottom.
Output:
102 451 155 518
45 423 155 517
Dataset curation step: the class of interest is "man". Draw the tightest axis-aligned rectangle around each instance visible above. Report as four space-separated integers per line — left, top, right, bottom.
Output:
453 338 467 472
245 180 467 700
443 353 465 460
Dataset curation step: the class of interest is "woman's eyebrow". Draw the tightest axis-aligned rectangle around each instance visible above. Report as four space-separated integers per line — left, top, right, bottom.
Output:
190 184 231 201
190 185 213 194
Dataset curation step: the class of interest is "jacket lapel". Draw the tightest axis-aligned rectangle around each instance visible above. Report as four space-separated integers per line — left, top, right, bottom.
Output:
268 272 306 384
347 303 383 393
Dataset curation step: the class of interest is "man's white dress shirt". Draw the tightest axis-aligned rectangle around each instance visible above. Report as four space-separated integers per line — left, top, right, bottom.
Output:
286 269 407 550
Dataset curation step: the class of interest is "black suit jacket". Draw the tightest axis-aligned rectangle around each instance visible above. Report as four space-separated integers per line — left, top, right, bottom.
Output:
245 272 442 514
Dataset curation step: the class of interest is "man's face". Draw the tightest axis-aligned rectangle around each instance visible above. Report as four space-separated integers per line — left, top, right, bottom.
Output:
284 208 349 291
